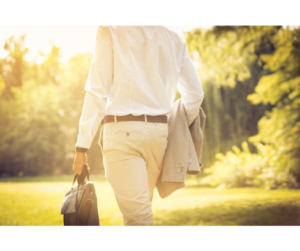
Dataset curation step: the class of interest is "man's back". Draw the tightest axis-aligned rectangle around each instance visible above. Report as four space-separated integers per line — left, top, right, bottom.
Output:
77 26 204 149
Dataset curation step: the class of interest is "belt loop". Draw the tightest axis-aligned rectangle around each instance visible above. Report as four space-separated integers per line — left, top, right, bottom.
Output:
144 115 147 124
114 115 117 123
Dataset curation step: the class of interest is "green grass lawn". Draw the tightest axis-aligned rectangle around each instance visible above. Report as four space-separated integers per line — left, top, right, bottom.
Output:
0 175 300 226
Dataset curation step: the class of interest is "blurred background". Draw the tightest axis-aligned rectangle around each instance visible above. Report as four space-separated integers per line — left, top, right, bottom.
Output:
0 26 300 226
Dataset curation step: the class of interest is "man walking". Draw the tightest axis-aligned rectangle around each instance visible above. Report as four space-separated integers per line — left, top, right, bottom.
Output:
73 26 204 226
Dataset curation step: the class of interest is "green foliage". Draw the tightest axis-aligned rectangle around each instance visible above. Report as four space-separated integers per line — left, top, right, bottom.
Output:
247 27 300 182
187 26 300 187
185 26 280 88
0 79 71 175
185 27 275 168
36 42 62 86
1 35 29 99
0 35 96 176
203 141 297 189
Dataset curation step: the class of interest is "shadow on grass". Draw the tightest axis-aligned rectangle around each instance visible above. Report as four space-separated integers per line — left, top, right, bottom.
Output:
154 198 300 226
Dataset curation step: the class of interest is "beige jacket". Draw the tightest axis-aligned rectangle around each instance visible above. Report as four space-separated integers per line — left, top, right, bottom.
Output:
156 98 206 198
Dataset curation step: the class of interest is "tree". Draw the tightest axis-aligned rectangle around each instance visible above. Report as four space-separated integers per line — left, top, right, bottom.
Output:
37 41 62 86
1 35 29 99
184 26 276 167
0 36 95 176
247 26 300 184
186 26 300 187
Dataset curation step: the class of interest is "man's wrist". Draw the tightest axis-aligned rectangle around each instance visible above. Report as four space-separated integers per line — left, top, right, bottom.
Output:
75 145 88 153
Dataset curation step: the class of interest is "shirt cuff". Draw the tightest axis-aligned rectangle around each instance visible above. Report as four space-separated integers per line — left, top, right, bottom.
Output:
76 134 92 149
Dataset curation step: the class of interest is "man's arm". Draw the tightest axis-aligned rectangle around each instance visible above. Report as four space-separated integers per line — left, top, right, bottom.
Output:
177 40 204 126
73 26 113 174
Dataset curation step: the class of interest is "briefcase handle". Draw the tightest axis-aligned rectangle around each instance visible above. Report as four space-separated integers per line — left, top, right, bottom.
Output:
71 164 90 188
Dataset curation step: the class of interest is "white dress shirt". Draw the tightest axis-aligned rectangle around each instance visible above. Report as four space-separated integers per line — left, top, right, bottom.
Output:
76 26 204 149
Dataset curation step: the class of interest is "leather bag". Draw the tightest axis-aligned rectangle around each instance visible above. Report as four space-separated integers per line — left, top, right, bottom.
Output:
61 165 100 226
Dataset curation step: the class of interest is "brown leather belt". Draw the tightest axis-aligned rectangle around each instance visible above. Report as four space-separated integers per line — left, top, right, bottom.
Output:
101 114 168 125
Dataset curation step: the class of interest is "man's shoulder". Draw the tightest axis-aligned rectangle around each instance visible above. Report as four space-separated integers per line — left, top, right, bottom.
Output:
162 27 186 44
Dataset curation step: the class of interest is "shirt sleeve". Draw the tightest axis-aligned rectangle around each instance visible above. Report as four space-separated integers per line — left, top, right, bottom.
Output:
177 40 204 126
76 26 114 149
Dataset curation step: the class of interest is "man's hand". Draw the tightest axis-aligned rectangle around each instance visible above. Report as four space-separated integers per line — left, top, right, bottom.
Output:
73 152 90 175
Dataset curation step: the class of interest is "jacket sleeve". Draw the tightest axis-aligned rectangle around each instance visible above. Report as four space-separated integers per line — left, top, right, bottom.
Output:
76 26 114 149
177 40 204 126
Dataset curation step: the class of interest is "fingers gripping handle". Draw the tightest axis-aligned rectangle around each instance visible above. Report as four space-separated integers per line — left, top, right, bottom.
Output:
72 164 90 188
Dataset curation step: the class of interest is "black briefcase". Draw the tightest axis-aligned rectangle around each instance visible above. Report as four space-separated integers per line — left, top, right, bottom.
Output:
61 165 100 226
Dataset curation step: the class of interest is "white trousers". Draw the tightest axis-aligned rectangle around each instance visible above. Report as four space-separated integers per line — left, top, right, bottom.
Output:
101 119 168 226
